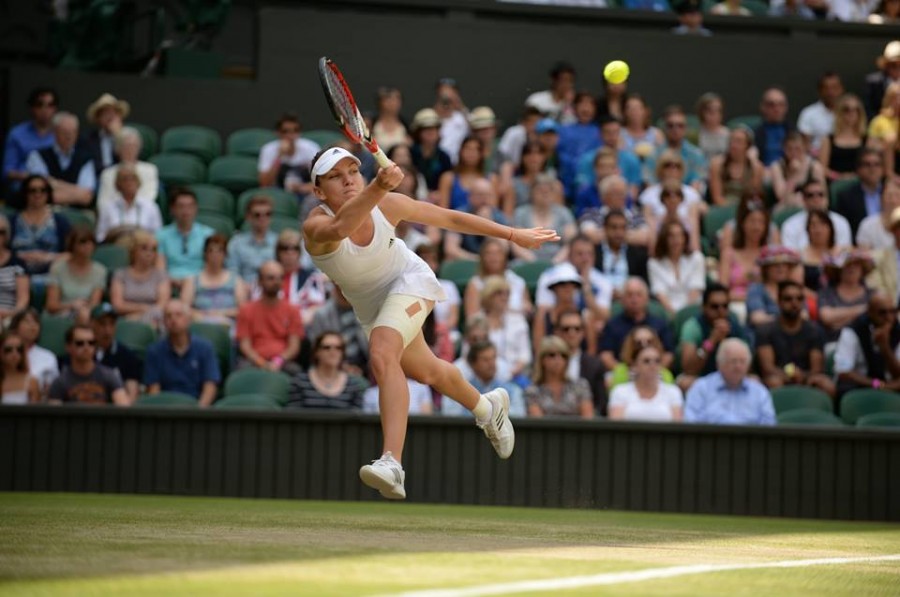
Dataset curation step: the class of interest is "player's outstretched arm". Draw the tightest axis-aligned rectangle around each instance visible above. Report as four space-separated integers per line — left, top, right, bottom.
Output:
381 192 560 249
303 165 404 248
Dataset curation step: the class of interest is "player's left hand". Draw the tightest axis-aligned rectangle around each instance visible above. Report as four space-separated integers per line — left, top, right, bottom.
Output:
509 227 561 249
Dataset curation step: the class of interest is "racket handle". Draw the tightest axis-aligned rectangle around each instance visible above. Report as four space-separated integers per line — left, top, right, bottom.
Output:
372 147 392 169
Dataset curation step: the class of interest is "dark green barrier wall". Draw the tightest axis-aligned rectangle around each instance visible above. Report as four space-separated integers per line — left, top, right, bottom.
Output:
2 406 898 521
3 1 896 137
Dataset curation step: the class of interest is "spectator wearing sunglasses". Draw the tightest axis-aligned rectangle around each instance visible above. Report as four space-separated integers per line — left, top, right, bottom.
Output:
48 324 129 406
286 331 366 410
0 214 29 323
227 195 278 283
45 227 107 324
834 291 900 397
526 335 594 419
781 179 853 251
258 112 320 195
608 341 683 422
756 280 835 398
643 105 708 193
271 229 329 327
9 174 72 279
2 87 58 194
110 230 171 330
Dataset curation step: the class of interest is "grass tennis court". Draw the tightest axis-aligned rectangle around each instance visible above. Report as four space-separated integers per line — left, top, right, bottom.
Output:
1 493 898 596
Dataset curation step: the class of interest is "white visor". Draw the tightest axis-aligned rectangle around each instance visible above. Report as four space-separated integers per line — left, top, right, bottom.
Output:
311 147 361 185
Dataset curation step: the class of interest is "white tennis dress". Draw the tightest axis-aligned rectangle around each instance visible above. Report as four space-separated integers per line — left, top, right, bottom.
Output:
310 205 446 327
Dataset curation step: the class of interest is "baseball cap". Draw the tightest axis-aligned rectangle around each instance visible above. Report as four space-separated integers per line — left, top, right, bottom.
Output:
90 302 118 320
311 147 362 185
535 118 559 134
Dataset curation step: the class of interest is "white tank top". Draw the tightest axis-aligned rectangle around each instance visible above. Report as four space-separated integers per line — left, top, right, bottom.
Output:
1 375 32 405
310 205 446 326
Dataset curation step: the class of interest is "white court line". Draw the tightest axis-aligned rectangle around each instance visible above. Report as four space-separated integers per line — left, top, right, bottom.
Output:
386 554 900 597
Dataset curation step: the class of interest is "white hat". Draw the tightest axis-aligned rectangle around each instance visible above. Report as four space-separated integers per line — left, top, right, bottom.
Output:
311 147 361 185
86 93 130 122
546 262 582 289
468 106 497 130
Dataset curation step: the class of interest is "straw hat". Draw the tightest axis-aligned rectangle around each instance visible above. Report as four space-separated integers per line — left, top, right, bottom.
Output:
468 106 497 130
756 245 801 267
86 93 130 122
824 249 875 284
411 108 441 131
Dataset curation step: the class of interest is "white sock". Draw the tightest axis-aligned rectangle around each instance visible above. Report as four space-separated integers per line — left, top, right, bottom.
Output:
472 395 493 423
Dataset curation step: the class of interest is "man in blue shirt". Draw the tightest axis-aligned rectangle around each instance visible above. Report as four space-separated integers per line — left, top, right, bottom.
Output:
144 300 220 405
685 338 776 426
443 341 526 418
24 111 96 207
644 105 708 190
753 88 794 166
156 188 214 290
598 276 672 372
227 195 277 282
3 87 58 195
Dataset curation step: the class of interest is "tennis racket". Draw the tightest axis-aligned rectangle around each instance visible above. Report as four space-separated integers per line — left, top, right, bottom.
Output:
318 57 391 168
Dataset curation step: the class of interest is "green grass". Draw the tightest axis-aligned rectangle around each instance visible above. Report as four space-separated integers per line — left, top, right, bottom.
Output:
0 493 898 596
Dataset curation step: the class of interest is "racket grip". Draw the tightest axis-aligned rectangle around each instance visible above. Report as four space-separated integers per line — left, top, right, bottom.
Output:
373 148 392 169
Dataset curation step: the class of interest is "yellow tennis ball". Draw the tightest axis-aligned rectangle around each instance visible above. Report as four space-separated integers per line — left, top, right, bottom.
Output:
603 60 630 85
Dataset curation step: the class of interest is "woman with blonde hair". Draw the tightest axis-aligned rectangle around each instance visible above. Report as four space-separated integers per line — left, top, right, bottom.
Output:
525 335 594 419
819 93 870 180
463 237 531 318
608 341 683 422
0 331 40 405
272 228 330 326
110 229 170 329
479 275 532 386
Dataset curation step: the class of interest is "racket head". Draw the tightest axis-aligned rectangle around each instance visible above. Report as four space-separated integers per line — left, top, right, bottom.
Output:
317 57 390 169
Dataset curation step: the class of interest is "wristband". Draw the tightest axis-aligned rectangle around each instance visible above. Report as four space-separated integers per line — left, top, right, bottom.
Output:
272 356 285 367
702 339 714 353
872 379 883 389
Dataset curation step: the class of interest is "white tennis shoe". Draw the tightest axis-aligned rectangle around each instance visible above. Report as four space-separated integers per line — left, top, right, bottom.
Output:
478 388 515 459
359 451 406 500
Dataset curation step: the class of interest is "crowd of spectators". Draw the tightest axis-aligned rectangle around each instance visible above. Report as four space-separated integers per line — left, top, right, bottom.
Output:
4 38 900 428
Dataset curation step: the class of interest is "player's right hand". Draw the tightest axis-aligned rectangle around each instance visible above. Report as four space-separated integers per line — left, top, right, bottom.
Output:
375 163 404 191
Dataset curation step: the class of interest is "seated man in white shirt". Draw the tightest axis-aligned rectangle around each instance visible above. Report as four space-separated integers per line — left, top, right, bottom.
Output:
781 179 853 251
95 163 163 242
796 72 843 155
257 112 320 195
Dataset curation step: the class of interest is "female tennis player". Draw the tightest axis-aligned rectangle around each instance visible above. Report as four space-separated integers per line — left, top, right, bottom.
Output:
303 147 559 499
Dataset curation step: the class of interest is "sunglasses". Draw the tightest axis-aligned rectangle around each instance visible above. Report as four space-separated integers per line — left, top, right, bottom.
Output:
543 351 566 359
559 325 583 332
2 345 24 354
707 302 729 310
666 121 686 129
319 344 344 351
279 127 300 134
27 186 49 194
780 294 804 302
662 162 682 168
639 357 661 365
140 244 158 251
252 211 272 218
861 161 883 168
73 339 96 347
277 244 301 251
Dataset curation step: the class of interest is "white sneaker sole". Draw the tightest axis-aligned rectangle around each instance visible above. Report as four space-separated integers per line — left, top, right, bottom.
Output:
359 465 406 500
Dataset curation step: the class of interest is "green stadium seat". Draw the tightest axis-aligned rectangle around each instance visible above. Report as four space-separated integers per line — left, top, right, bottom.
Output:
161 125 222 164
269 215 299 234
207 155 259 195
129 122 159 160
236 187 299 223
512 260 554 296
196 212 235 237
772 206 804 231
189 183 235 216
213 393 283 410
224 369 291 404
29 283 46 312
840 388 900 425
855 412 900 428
439 260 478 294
611 299 671 322
672 304 702 342
189 322 233 379
150 153 207 186
726 115 762 131
777 408 845 426
829 177 859 209
93 244 129 272
114 319 157 359
702 204 736 257
741 0 768 15
304 129 344 148
55 206 96 228
771 385 833 414
135 392 198 407
38 314 73 357
227 128 277 157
